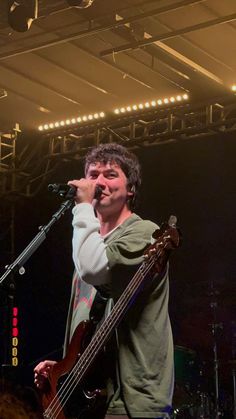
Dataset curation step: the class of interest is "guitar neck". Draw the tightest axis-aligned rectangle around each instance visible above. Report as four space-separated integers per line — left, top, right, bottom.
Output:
71 256 156 384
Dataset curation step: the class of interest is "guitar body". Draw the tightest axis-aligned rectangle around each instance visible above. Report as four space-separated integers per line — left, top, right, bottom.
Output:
40 320 107 419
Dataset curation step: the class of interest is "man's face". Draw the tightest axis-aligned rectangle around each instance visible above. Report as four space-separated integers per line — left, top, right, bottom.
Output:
86 161 132 214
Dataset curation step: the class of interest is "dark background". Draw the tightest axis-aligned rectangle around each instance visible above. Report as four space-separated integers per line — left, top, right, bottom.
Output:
0 132 235 410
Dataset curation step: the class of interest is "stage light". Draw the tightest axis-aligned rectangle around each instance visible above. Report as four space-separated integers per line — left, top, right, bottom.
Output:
38 94 189 131
232 85 236 92
38 111 106 131
8 1 38 32
112 94 189 115
66 0 95 8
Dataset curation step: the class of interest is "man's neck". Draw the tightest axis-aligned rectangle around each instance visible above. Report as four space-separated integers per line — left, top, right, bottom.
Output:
98 208 132 236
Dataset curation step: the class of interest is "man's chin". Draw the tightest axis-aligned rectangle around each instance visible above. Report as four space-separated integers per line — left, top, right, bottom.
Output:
95 199 111 209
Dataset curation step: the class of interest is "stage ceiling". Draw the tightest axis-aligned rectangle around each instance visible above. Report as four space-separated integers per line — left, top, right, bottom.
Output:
0 0 235 130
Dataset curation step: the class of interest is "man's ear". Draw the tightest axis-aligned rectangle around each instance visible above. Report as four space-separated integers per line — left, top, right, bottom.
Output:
127 185 135 197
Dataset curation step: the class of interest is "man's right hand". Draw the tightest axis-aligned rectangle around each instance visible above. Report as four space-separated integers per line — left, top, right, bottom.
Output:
34 360 57 390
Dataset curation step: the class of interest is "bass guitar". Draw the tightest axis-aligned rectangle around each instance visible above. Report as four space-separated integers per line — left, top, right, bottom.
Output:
40 215 181 419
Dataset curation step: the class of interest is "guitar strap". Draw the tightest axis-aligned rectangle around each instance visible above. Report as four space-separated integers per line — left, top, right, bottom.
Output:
89 289 110 325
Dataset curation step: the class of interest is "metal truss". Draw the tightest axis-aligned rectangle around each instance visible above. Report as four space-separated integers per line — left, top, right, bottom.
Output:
1 95 236 200
0 127 18 196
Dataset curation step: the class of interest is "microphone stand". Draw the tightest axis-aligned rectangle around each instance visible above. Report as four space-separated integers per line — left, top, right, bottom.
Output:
0 197 73 369
0 198 73 287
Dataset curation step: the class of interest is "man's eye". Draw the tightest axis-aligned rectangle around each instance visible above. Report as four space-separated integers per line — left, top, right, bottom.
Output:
107 173 116 178
89 174 98 179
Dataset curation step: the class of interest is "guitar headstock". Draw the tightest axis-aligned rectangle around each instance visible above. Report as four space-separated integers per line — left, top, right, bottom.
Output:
144 215 181 274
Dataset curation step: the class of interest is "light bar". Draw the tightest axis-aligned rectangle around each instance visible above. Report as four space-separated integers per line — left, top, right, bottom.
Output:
38 111 106 131
38 93 190 131
114 94 189 115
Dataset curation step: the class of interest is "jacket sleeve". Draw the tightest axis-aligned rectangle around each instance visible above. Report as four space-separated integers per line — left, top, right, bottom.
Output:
72 203 111 286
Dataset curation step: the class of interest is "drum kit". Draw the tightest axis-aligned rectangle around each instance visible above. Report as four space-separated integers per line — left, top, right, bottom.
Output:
172 281 236 419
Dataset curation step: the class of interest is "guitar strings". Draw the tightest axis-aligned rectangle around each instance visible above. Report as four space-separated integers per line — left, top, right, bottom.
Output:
44 247 163 418
44 252 160 419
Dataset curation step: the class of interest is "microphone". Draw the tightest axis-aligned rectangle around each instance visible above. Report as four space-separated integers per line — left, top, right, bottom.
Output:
48 183 103 199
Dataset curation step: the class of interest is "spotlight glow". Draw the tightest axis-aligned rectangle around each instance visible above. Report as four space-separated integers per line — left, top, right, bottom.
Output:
111 94 189 116
38 94 190 131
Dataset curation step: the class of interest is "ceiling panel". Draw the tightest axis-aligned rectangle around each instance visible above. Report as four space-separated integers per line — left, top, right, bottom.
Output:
0 0 235 131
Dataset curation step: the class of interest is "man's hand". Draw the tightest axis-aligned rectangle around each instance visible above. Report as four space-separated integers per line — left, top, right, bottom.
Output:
34 360 57 390
68 179 96 204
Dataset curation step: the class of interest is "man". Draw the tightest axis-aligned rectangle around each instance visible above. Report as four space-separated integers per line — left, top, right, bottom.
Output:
34 143 174 419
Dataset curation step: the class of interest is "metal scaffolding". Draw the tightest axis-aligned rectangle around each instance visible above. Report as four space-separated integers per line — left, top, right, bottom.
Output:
0 95 236 200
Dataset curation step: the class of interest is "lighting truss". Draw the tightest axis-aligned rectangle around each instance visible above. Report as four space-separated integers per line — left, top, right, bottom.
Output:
1 94 236 201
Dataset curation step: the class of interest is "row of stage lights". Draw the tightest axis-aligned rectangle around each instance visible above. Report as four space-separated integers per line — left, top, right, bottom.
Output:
38 111 106 131
38 93 189 132
114 93 189 114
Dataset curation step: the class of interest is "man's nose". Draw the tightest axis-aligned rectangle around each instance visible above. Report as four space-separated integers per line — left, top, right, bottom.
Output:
96 174 106 189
